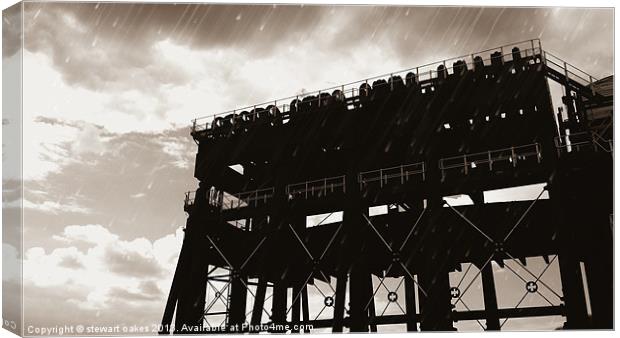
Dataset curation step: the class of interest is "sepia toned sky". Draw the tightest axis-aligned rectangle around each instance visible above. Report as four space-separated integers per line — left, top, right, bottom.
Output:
2 1 613 333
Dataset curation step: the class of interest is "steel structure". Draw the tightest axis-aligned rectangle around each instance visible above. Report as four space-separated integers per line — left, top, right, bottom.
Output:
160 39 613 333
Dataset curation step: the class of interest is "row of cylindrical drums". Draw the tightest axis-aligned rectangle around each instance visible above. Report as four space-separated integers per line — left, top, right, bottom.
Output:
210 47 528 131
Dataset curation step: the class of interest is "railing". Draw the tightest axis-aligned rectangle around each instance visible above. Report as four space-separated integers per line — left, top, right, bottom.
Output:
439 143 542 177
191 39 543 133
286 175 346 200
184 190 197 209
543 51 600 95
359 162 426 189
184 188 221 209
555 132 613 155
222 187 275 210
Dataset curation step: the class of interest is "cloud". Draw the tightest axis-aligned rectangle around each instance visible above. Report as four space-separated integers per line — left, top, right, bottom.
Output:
58 253 85 270
53 224 119 245
23 224 183 328
104 240 164 278
22 6 612 138
22 199 91 215
107 280 162 302
22 117 196 246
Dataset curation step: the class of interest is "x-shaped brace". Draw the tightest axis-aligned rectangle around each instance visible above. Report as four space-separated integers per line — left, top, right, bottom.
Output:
287 222 346 318
206 235 272 323
362 209 428 315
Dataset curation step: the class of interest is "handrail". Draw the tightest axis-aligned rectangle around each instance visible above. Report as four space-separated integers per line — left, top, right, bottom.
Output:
184 189 221 209
184 190 196 207
186 143 548 210
555 131 613 154
286 175 346 199
191 39 543 132
543 50 599 82
222 187 275 210
359 162 426 188
542 51 602 95
439 143 542 175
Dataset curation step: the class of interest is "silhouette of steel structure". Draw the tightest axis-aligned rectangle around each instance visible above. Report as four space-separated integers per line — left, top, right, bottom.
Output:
160 39 613 333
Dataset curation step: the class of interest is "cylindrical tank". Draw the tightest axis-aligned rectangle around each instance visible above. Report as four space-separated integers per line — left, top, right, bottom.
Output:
266 105 281 125
289 99 300 114
319 92 332 107
512 47 522 62
252 107 268 121
240 110 251 123
300 95 317 112
405 72 417 87
265 104 280 117
453 60 468 76
490 51 504 67
372 79 389 96
473 56 484 72
437 64 448 80
359 83 372 98
212 116 225 130
331 89 345 102
388 75 405 90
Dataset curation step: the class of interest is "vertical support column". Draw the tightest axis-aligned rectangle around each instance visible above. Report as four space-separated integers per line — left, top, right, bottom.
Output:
333 171 364 332
404 274 419 332
418 197 454 331
270 282 288 333
481 264 500 330
332 273 348 332
366 273 378 332
582 156 613 329
557 255 589 328
470 191 500 331
418 270 453 331
349 266 371 332
301 285 310 333
291 284 302 333
174 246 209 333
173 187 213 333
266 177 289 333
548 183 589 329
228 274 248 332
585 249 613 329
160 232 190 334
250 279 267 331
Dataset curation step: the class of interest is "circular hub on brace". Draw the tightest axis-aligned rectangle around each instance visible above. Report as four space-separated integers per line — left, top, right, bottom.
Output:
450 287 461 299
391 252 401 263
526 281 538 293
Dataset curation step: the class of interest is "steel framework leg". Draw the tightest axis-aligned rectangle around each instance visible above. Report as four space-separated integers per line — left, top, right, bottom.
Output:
250 279 267 331
301 285 310 333
228 275 248 331
481 264 500 330
349 266 370 332
332 272 348 332
270 282 288 333
404 274 419 332
291 284 302 333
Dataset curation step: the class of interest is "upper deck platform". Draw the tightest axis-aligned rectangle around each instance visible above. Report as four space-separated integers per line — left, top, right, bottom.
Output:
189 39 604 141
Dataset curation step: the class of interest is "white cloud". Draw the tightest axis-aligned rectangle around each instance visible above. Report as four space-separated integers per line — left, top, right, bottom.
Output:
22 199 91 214
52 224 119 245
25 224 183 323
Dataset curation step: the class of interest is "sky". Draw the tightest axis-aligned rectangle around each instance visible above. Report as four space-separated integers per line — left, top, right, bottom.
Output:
1 2 614 334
